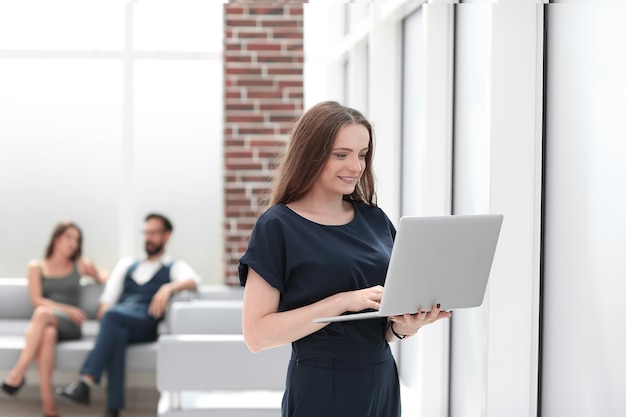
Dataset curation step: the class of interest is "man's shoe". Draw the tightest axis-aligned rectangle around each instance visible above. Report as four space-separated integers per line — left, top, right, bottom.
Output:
103 409 120 417
55 380 90 406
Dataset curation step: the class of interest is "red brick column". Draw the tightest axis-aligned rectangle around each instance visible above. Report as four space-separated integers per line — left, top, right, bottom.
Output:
223 2 305 284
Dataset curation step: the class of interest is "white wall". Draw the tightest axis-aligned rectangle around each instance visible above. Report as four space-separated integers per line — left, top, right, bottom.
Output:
542 3 626 415
0 58 124 275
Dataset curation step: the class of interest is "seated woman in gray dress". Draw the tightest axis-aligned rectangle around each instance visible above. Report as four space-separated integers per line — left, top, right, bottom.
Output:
1 220 108 417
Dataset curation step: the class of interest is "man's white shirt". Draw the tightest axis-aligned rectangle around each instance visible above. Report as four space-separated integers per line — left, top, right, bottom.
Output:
99 254 200 306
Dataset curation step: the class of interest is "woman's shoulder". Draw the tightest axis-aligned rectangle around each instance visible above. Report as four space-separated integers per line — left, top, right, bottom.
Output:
255 204 291 226
75 257 90 273
249 204 306 239
27 259 42 272
27 259 43 280
352 200 388 219
352 201 395 231
75 256 93 268
76 257 108 282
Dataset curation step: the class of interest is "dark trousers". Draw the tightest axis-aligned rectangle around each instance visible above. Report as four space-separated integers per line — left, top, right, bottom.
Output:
282 356 401 417
81 305 158 410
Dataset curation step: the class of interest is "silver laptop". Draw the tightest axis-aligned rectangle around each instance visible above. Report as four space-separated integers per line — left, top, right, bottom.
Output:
313 214 503 323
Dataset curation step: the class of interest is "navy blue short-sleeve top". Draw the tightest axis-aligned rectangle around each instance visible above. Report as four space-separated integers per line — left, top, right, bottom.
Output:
239 200 396 362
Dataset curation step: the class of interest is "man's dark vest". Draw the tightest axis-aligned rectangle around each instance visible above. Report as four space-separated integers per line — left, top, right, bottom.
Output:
118 261 172 315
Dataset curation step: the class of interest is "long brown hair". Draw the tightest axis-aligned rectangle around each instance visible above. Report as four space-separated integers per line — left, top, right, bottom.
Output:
269 101 377 207
44 221 83 261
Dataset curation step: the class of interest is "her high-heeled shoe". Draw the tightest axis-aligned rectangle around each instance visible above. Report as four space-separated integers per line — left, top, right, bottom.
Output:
1 378 26 397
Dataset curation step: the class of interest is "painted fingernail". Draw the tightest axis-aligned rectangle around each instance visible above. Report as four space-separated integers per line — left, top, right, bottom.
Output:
436 303 441 308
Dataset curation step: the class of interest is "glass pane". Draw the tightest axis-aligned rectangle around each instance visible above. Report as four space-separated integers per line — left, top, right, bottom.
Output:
543 4 626 415
0 59 123 276
133 60 223 281
401 8 424 215
450 5 492 417
0 0 125 50
133 0 223 52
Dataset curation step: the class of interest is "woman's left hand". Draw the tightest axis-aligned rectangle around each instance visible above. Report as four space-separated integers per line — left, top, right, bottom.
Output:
388 304 452 337
64 305 88 325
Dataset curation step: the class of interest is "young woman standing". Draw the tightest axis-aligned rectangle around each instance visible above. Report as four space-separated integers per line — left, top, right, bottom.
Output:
239 101 451 416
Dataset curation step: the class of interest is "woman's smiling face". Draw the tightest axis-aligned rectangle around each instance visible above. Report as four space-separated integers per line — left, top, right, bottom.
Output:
313 123 370 198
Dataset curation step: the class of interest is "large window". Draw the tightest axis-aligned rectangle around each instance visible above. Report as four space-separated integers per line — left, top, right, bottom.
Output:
449 5 492 417
0 0 223 282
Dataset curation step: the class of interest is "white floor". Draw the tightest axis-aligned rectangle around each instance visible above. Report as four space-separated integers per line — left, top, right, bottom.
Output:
0 386 157 417
0 401 156 417
1 381 417 416
0 370 158 416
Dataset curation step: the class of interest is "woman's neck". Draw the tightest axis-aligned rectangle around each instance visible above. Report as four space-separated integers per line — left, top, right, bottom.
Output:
46 252 72 266
287 195 354 226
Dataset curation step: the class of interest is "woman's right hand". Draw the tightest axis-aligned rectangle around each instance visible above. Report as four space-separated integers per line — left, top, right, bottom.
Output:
342 285 385 313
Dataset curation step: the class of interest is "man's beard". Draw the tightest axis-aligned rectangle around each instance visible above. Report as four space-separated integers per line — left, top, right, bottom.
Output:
145 242 164 257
